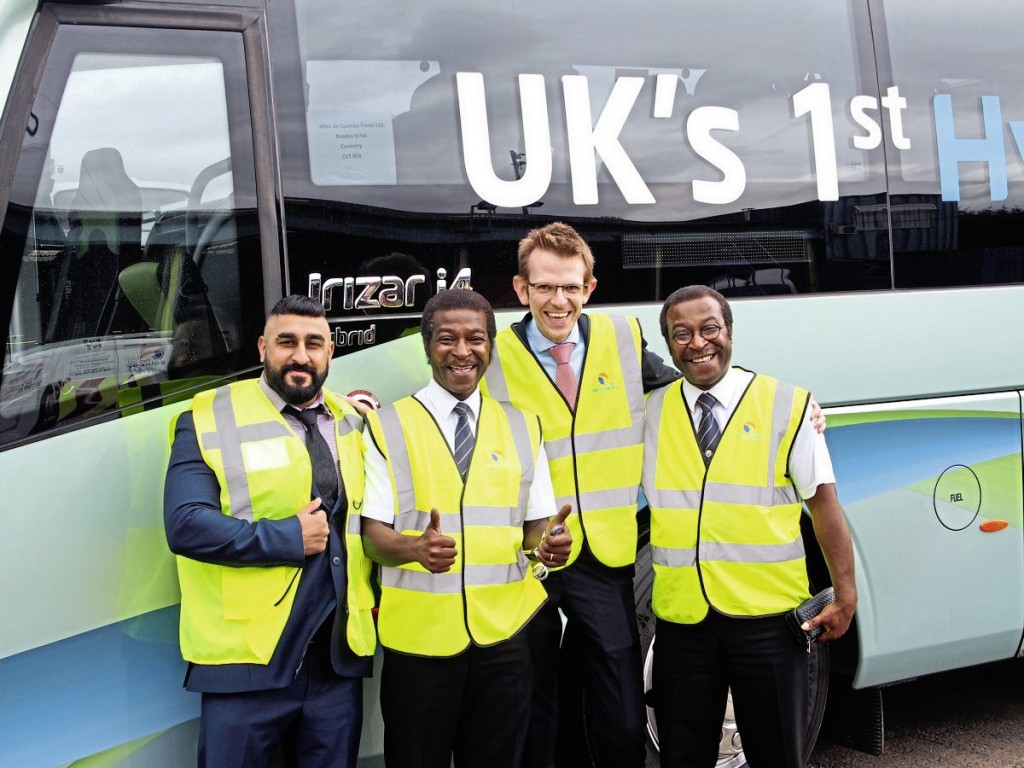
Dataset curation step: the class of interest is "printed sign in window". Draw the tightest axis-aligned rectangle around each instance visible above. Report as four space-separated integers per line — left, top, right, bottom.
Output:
306 60 440 185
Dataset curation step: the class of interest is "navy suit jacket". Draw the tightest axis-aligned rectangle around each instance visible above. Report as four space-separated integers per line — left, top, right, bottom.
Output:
164 410 372 693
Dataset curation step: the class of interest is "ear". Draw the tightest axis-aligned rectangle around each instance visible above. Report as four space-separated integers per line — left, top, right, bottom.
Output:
257 335 267 362
512 275 530 306
581 277 597 305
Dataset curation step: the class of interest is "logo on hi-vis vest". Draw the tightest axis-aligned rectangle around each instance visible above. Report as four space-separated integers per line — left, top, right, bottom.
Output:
739 421 761 441
482 448 514 475
591 372 619 394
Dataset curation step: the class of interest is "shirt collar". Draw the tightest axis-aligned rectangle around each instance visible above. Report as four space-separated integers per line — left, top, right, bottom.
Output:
525 315 582 355
422 377 482 420
259 372 326 414
682 367 740 417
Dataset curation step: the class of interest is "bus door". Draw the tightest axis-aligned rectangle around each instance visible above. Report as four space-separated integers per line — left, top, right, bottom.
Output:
0 4 271 765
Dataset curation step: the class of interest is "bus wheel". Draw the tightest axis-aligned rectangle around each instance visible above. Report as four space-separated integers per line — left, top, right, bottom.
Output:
634 537 830 767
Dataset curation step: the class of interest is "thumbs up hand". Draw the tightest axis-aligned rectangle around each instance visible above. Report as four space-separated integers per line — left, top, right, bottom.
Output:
417 508 458 573
536 503 573 568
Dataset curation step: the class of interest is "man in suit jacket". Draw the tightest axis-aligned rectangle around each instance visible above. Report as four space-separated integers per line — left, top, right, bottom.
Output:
164 295 377 768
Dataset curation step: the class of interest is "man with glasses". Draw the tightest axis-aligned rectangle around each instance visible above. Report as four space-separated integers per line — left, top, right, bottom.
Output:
644 285 856 768
482 222 679 768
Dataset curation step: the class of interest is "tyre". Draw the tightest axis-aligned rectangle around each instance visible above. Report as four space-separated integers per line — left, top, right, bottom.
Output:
634 530 830 767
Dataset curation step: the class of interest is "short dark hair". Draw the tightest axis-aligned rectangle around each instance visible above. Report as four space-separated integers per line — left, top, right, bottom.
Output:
268 294 326 319
659 285 733 344
420 289 496 351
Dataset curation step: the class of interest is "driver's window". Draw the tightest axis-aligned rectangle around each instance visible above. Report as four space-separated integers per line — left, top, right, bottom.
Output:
1 29 248 446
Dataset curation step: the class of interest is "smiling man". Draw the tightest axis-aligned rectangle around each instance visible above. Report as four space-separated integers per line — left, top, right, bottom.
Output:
482 222 680 768
361 288 572 768
643 285 857 768
164 295 377 768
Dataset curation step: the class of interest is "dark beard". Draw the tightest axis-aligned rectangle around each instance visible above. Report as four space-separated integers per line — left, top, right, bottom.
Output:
265 361 328 405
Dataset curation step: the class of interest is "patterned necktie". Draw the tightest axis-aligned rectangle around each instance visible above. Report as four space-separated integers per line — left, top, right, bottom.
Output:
289 407 339 512
549 342 578 408
453 402 475 478
696 392 722 465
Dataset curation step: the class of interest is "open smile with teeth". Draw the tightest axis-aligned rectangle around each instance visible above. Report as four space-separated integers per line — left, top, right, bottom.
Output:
447 364 476 375
687 352 716 364
546 311 570 320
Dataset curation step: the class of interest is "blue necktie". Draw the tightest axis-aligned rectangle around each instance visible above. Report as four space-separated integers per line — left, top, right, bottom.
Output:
696 392 722 465
453 402 475 478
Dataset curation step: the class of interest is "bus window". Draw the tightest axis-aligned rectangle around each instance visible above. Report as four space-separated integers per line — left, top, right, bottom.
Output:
269 0 888 353
0 25 262 448
878 0 1024 288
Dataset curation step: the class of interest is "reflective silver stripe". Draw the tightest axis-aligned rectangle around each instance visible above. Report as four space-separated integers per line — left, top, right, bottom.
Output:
545 424 640 462
382 569 463 594
347 514 362 535
652 545 696 567
500 404 536 517
374 407 417 525
545 434 574 462
483 348 511 401
197 389 290 523
465 562 528 586
643 487 701 510
555 493 576 512
381 561 529 593
577 485 638 513
645 483 799 509
609 315 645 425
339 413 362 437
641 385 671 492
767 380 796 489
463 505 518 527
654 537 804 567
700 537 806 564
705 481 800 507
395 508 464 535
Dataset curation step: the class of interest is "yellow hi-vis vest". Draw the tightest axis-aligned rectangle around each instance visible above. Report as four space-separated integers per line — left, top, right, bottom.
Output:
642 372 811 624
482 314 644 568
365 395 547 657
174 380 377 664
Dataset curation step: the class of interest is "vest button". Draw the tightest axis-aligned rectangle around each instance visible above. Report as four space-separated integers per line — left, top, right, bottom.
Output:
332 556 342 566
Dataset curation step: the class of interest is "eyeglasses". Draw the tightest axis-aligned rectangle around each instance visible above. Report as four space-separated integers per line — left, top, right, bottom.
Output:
671 324 723 345
527 281 587 297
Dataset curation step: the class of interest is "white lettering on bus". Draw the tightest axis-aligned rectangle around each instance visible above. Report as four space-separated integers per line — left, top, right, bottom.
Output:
457 71 1024 207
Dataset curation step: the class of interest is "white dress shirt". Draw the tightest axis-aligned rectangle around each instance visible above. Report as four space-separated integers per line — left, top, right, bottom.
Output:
682 367 835 501
361 379 556 524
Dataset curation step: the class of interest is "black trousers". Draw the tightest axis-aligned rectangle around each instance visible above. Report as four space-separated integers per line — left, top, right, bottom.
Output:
523 547 647 768
197 630 363 768
381 632 531 768
653 612 809 768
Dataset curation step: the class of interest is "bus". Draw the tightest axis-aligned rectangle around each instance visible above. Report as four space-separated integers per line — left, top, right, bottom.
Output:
2 0 1023 766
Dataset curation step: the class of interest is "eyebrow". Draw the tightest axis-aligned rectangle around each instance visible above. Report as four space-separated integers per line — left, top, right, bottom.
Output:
275 331 326 342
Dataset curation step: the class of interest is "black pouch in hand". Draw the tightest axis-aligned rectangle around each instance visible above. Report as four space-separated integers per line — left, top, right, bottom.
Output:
785 587 835 648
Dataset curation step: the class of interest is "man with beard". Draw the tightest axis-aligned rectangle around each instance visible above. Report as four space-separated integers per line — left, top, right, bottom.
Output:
164 295 377 768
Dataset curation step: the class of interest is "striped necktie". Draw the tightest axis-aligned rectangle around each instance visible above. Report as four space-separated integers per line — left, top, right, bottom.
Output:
549 342 578 408
696 392 722 465
453 402 475 478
